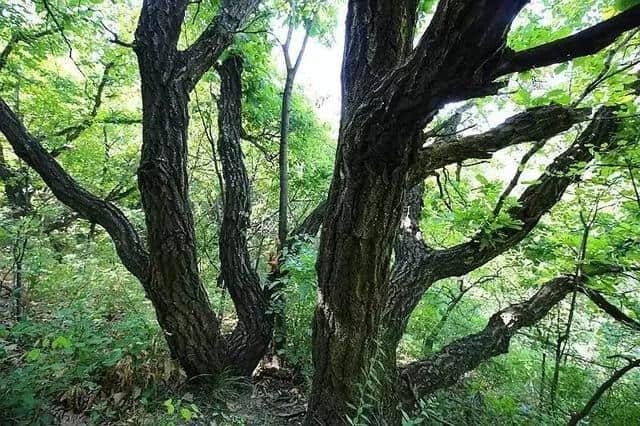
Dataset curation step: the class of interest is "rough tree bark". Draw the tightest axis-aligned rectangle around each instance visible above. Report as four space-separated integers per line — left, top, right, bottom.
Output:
133 0 226 376
216 56 273 375
370 106 621 423
306 2 421 423
398 276 580 402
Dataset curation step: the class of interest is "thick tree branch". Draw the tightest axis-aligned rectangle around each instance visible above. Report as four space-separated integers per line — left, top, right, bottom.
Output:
382 107 622 344
341 0 419 118
358 1 638 139
430 106 622 281
357 0 528 135
216 56 272 374
290 199 327 239
496 5 640 77
579 285 640 332
398 275 578 403
0 98 148 281
409 105 591 185
182 0 260 91
43 187 136 234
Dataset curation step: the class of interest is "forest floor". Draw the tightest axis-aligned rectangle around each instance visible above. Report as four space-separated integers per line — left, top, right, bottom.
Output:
51 372 307 426
1 279 308 425
228 368 307 425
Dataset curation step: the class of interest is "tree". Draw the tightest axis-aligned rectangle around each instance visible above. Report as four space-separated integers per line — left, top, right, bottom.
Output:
305 1 640 424
0 0 272 378
275 0 314 250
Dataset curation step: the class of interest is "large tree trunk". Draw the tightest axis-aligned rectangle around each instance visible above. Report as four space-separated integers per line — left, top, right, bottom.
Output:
132 0 266 377
135 20 225 375
308 129 418 424
0 0 265 380
305 2 420 423
306 0 637 421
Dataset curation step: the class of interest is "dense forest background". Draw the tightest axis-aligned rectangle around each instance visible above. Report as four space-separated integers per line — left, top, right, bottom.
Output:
1 0 640 425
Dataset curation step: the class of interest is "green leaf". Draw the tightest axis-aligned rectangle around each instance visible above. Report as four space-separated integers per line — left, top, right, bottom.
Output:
164 399 175 415
27 349 41 362
180 408 193 421
554 63 568 74
51 336 72 350
476 174 489 186
513 88 531 105
615 0 640 11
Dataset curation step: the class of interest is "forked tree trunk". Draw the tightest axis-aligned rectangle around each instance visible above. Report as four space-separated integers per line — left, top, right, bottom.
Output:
131 0 267 377
307 132 417 424
0 0 271 381
305 2 420 423
305 0 636 423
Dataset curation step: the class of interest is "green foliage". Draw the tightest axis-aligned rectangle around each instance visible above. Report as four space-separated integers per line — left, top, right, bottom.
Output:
274 236 319 372
1 0 640 425
345 340 388 426
0 241 171 423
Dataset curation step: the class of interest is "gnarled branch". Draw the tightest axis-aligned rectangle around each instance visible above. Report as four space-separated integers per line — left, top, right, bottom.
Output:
382 106 622 344
409 105 591 185
216 56 272 374
398 275 578 403
431 106 622 281
579 285 640 332
0 98 148 281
